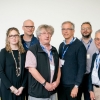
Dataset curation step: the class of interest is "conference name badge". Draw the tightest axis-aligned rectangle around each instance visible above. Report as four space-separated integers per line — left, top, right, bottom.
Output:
50 64 55 70
87 54 90 59
60 59 65 65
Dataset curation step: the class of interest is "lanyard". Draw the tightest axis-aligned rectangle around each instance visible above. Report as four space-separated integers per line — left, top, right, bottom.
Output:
86 38 93 50
24 42 29 49
95 54 100 69
81 38 93 50
40 44 52 61
62 37 75 59
24 41 34 50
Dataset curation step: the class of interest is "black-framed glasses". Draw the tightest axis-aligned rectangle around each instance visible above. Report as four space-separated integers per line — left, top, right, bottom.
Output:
24 26 35 29
62 28 73 31
8 34 19 38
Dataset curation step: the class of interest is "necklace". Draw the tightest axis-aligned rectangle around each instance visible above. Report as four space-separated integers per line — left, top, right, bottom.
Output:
11 50 21 77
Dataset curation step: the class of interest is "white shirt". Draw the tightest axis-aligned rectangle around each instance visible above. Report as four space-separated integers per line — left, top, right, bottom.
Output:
92 51 100 86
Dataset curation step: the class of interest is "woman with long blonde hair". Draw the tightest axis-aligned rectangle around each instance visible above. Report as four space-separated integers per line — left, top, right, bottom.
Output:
0 27 27 100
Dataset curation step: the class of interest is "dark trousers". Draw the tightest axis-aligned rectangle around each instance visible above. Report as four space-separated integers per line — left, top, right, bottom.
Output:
77 74 90 100
58 85 78 100
0 78 1 97
25 84 28 100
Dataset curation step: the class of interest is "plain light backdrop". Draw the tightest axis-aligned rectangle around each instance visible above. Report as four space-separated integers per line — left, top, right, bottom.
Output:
0 0 100 50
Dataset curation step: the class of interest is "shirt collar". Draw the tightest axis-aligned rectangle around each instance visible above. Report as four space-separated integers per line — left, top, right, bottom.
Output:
40 43 52 51
96 50 100 55
81 37 93 44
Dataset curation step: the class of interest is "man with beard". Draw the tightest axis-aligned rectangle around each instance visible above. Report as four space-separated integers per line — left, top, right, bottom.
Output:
77 22 97 100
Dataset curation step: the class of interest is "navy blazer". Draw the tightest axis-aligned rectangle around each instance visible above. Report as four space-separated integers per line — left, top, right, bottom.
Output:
88 53 100 91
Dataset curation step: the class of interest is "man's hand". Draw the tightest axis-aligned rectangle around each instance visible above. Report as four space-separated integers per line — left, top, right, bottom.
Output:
90 91 95 100
52 80 60 89
44 82 54 91
71 86 78 98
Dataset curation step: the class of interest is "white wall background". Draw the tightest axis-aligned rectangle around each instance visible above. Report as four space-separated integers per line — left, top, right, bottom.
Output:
0 0 100 50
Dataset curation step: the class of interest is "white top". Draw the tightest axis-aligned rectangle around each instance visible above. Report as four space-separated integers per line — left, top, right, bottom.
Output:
92 51 100 86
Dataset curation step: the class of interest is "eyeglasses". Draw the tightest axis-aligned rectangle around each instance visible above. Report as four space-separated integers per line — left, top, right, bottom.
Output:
81 28 91 31
8 34 19 38
24 26 35 29
62 28 73 31
94 38 100 42
40 32 52 35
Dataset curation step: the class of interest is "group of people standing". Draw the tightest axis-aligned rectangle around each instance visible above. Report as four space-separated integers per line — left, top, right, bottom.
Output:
0 19 100 100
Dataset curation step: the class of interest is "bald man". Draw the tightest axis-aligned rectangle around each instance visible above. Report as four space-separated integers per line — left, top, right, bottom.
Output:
21 19 39 100
21 19 39 50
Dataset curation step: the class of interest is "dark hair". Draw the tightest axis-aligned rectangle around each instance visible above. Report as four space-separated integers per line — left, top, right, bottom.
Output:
81 22 92 29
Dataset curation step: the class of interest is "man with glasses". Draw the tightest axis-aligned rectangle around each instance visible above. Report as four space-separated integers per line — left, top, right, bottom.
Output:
89 29 100 100
77 22 97 100
21 19 38 100
58 21 86 100
21 19 39 51
25 24 61 100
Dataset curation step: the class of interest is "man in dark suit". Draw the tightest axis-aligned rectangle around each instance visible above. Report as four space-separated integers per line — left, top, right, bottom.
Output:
89 29 100 100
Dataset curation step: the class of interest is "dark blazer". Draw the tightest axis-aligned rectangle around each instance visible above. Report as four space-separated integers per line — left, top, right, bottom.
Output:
88 52 100 91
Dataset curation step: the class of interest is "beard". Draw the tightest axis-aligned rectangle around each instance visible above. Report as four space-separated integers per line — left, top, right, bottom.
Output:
82 33 91 38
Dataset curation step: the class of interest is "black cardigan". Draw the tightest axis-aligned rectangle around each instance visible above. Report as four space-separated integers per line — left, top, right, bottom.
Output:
0 48 27 100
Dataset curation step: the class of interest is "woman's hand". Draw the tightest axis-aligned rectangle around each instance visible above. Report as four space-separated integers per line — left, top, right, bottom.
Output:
10 86 19 95
16 87 24 96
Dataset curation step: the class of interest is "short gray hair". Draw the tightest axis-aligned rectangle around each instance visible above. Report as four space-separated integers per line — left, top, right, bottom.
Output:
36 24 54 38
95 29 100 34
62 21 75 30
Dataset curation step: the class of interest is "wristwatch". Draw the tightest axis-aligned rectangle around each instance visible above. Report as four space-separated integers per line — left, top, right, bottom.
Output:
42 80 46 87
75 85 78 88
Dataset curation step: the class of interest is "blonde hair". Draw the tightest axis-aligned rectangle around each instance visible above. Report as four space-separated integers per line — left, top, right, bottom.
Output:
6 27 25 53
